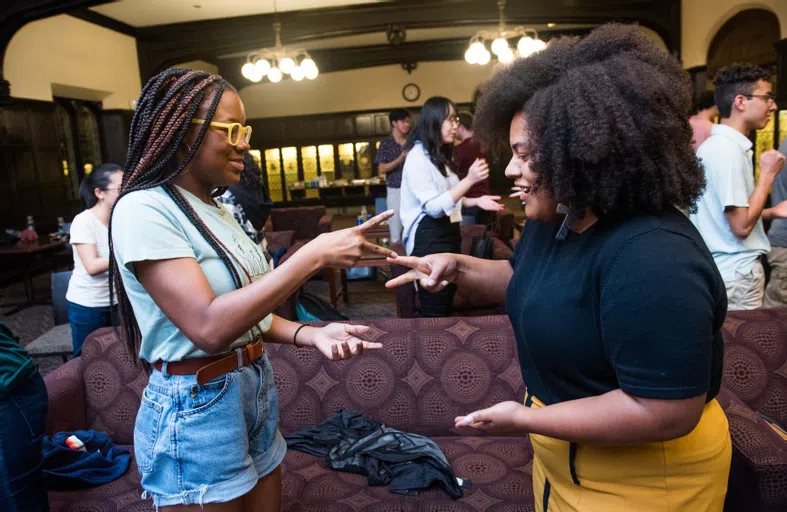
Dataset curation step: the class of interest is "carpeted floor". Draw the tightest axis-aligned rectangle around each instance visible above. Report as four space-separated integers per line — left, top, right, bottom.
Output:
0 265 398 376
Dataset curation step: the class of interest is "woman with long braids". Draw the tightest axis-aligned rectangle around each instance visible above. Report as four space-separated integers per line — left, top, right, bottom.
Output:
109 68 394 511
388 25 730 510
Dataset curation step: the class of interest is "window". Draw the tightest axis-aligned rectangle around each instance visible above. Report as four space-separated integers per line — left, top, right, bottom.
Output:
54 104 79 201
301 146 319 198
355 142 372 178
264 148 283 202
318 144 335 182
77 105 102 175
755 114 775 182
54 98 104 203
281 147 299 200
338 143 355 179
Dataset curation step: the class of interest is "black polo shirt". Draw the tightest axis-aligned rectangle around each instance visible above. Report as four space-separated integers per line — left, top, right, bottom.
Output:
506 207 726 406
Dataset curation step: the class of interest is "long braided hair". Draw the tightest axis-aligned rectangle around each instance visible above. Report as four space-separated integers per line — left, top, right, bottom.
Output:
109 68 244 364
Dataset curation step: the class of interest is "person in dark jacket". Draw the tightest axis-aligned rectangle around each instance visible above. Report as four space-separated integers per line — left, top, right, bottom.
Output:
0 322 49 511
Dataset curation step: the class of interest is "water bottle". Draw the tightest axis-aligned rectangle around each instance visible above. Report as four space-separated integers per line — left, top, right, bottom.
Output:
361 205 369 222
57 217 68 240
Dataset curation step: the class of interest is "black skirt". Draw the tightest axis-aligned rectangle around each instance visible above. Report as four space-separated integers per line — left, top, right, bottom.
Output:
411 215 461 317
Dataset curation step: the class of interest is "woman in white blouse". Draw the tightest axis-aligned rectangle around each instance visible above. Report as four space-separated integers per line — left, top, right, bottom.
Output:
399 97 503 316
66 163 122 355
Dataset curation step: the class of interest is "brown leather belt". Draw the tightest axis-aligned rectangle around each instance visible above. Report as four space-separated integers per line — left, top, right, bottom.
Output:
153 338 265 386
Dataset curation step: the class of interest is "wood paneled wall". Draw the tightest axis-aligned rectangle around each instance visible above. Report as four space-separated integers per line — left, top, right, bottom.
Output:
0 99 80 232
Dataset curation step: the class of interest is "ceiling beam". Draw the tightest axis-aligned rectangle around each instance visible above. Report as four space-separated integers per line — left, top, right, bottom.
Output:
136 0 680 81
69 8 136 37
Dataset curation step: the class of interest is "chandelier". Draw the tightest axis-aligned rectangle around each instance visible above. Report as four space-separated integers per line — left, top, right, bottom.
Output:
241 1 319 83
465 0 546 65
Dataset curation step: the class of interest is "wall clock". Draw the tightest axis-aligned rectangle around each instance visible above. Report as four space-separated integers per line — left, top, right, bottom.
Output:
402 83 420 102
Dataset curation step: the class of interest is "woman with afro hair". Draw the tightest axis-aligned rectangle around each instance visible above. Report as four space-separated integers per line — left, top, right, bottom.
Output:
387 24 730 510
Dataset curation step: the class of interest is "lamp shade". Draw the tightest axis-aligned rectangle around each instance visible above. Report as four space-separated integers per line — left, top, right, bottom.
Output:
241 62 255 79
491 37 509 56
268 67 283 82
279 57 295 74
254 59 271 77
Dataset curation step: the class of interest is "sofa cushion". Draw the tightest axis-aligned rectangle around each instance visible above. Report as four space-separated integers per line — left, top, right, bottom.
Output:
48 445 148 512
270 316 524 438
282 437 535 512
49 437 535 512
722 309 787 428
81 328 148 446
45 357 87 435
271 206 327 241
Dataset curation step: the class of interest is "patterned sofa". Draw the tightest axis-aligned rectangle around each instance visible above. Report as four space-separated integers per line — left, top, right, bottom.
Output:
43 312 787 511
718 309 787 512
267 205 333 243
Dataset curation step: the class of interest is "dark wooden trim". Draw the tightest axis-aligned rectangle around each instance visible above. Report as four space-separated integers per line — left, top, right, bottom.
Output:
68 9 136 37
776 38 787 104
135 0 680 80
0 96 57 108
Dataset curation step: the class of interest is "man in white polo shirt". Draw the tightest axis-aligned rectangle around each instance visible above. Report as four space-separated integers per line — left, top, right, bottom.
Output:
691 63 786 310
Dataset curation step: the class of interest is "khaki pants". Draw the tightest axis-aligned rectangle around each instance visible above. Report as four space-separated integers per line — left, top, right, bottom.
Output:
765 247 787 308
725 260 765 311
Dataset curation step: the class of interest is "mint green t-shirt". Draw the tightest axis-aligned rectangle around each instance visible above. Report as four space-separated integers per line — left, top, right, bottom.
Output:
111 186 272 363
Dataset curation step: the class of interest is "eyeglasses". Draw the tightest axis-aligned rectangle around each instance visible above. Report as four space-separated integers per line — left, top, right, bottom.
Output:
447 116 460 125
744 94 777 106
191 119 252 146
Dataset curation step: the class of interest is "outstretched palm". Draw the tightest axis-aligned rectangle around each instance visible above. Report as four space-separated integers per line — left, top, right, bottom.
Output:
476 195 505 212
312 323 383 360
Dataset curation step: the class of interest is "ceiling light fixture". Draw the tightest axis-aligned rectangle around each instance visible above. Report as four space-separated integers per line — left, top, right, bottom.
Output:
465 0 546 66
241 0 319 83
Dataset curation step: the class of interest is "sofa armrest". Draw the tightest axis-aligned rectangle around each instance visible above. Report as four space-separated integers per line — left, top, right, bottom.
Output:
717 387 787 511
266 230 296 255
491 236 513 260
43 357 86 435
317 215 333 235
493 209 515 243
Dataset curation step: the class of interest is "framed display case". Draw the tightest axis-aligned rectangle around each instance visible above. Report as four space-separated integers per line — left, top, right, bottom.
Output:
264 148 283 202
256 139 385 204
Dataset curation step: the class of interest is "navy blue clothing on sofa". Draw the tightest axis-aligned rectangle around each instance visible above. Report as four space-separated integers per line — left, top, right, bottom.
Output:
42 430 130 489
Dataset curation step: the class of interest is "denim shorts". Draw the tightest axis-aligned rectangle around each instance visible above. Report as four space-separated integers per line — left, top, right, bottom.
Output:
134 353 286 508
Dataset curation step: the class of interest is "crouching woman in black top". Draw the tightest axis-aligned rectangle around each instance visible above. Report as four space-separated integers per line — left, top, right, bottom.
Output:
386 25 730 511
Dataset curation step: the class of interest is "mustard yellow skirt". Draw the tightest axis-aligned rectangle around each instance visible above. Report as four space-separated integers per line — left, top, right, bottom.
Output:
526 393 732 512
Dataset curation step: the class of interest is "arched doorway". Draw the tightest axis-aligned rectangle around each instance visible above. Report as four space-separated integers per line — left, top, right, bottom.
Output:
707 9 779 77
